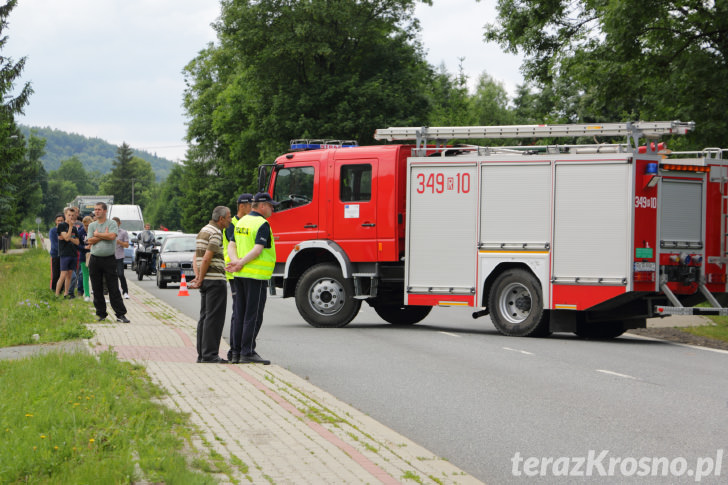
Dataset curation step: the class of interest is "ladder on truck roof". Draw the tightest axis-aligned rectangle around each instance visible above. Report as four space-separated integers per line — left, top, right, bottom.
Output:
374 121 695 154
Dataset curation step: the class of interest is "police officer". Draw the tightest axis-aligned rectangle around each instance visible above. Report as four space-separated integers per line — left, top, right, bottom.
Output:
223 193 253 361
226 192 278 364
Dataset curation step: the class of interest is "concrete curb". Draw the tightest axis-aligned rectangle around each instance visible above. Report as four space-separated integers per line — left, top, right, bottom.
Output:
87 280 484 484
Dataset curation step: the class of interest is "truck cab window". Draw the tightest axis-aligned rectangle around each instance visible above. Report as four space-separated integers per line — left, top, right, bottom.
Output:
273 166 315 211
340 164 372 202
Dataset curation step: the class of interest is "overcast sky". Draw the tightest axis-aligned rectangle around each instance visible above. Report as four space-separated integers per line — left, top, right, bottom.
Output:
6 0 523 162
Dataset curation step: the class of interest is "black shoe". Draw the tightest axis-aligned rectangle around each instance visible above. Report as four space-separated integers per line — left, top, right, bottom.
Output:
196 357 202 363
200 356 229 364
240 352 270 365
64 294 75 300
97 315 107 322
116 316 130 323
231 352 240 364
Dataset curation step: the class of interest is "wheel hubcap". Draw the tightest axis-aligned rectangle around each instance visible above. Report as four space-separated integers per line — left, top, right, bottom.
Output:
498 282 532 324
309 277 345 315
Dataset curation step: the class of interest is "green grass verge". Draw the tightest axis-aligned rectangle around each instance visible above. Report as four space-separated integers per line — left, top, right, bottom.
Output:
683 315 728 343
1 250 232 482
0 249 94 348
0 350 215 484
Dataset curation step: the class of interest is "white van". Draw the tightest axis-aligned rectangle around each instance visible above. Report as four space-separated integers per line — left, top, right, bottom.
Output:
108 204 145 237
108 204 145 268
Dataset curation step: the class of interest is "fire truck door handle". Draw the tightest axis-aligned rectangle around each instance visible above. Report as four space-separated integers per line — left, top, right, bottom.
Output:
304 224 317 228
361 223 375 227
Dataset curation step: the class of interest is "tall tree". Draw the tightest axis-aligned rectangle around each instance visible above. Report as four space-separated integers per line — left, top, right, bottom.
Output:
145 163 185 231
484 0 728 149
182 0 434 229
13 131 44 224
45 179 77 216
101 142 135 204
0 0 33 235
127 156 156 208
27 132 56 224
425 62 474 127
467 73 514 126
50 156 97 195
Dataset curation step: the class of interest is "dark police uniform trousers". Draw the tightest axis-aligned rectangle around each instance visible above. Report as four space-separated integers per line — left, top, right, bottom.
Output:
235 277 268 355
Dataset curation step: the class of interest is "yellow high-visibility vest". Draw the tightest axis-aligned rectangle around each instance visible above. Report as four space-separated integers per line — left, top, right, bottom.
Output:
233 214 275 280
223 215 239 280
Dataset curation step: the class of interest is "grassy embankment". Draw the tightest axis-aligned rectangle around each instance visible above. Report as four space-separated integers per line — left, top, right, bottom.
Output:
0 248 93 347
0 249 227 483
687 315 728 343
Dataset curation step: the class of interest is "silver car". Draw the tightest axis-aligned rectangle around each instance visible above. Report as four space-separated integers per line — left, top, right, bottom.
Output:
155 234 197 289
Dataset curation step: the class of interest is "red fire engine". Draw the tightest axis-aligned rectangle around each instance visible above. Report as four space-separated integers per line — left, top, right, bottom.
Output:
259 121 728 338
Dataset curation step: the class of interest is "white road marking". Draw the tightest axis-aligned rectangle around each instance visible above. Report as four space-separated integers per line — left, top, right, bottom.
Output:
502 347 534 355
626 332 728 354
596 369 637 380
439 331 460 338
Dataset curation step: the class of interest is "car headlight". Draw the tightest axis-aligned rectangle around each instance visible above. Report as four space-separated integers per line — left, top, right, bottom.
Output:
166 262 179 269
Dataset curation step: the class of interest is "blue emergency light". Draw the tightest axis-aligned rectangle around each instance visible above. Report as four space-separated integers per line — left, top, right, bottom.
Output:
290 139 358 151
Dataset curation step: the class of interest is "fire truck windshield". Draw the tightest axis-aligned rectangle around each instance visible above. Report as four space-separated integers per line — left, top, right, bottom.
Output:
273 166 315 211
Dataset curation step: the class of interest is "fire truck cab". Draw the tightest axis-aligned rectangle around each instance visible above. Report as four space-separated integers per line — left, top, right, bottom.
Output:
261 141 416 327
261 122 728 338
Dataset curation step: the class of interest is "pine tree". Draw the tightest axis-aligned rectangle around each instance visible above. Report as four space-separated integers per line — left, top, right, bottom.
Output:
103 142 135 204
0 0 34 235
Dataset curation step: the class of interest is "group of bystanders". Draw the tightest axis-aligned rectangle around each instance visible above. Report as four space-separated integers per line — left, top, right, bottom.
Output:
18 230 36 248
48 203 129 322
44 193 278 362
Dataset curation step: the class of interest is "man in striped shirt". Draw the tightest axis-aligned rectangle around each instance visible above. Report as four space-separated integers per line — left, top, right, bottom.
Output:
189 206 232 363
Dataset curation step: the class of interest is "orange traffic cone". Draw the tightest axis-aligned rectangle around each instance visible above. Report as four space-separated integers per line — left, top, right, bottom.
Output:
178 273 190 296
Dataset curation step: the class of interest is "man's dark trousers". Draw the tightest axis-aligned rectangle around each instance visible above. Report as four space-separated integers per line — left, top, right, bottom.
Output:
229 277 249 358
51 256 60 291
116 258 128 294
89 254 127 319
197 279 227 361
227 278 244 361
239 277 268 355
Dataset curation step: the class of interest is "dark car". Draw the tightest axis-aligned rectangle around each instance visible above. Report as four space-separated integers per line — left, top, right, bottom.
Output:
155 234 197 288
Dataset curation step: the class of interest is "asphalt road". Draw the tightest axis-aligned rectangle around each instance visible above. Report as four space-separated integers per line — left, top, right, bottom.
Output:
128 270 728 484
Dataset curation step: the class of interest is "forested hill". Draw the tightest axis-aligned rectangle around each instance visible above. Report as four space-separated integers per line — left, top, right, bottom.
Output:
18 125 176 181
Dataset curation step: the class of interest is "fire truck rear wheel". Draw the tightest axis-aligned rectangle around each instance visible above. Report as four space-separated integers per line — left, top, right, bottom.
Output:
373 304 432 325
488 269 548 337
295 263 361 328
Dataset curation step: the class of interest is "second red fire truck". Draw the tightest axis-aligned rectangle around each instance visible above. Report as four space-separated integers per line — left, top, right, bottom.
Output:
259 121 728 338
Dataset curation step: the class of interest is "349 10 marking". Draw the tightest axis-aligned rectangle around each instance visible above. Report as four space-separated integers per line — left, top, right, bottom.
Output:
416 172 471 194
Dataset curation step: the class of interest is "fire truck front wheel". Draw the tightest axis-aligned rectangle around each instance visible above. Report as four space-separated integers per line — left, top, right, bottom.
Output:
295 263 362 328
488 269 549 337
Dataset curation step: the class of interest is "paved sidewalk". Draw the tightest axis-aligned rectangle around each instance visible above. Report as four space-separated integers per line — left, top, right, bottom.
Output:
646 313 714 327
87 280 483 485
